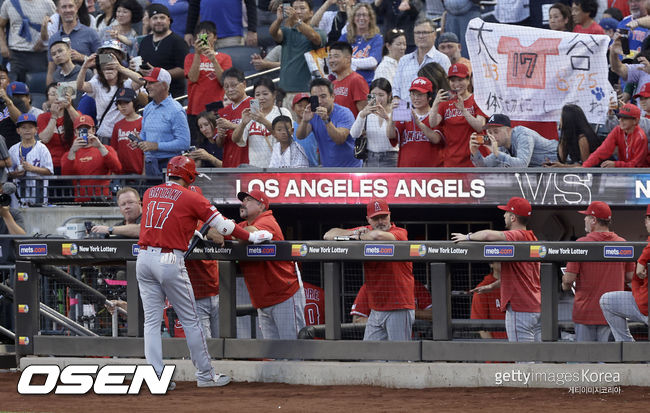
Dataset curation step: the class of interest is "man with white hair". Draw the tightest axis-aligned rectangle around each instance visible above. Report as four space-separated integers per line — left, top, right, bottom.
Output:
137 67 190 177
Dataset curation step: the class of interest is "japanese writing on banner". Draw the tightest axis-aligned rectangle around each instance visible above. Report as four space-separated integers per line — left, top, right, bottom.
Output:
465 18 613 124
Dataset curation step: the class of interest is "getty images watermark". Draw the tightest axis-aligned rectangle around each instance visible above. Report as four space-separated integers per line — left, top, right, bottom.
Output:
494 369 621 394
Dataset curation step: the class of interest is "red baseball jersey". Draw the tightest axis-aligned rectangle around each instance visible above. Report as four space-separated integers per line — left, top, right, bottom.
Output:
60 145 122 202
436 94 486 167
566 231 633 324
37 112 71 168
110 117 144 174
351 280 430 318
184 52 233 115
303 281 324 326
501 229 541 313
237 210 300 309
634 236 650 316
219 97 251 167
139 182 223 251
392 115 444 167
333 71 369 117
470 273 507 339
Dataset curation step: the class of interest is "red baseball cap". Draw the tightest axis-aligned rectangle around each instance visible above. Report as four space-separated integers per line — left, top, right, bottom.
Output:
497 197 531 217
292 92 310 106
616 103 641 119
367 198 390 218
578 201 611 220
634 83 650 99
237 189 270 209
409 77 433 94
73 114 95 129
447 63 470 79
142 67 171 85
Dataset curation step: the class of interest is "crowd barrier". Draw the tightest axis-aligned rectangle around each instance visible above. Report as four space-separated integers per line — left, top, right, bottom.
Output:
11 238 650 363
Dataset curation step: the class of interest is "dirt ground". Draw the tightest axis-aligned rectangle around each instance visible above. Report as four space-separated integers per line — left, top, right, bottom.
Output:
2 371 649 413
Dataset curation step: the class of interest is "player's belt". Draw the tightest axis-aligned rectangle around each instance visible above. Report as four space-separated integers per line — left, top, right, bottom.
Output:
140 245 174 253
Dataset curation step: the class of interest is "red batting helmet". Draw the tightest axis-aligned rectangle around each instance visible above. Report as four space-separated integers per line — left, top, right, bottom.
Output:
166 155 198 184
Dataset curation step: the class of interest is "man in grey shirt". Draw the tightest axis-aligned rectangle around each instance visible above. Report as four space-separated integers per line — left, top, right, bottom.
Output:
470 114 558 167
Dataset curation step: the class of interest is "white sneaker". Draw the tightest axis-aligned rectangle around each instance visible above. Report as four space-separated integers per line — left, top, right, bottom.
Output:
197 374 231 388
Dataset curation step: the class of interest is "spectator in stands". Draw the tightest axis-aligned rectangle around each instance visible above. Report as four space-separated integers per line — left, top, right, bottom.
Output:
470 265 507 339
603 6 625 22
441 0 480 59
61 114 122 202
250 45 282 72
0 182 26 266
216 68 251 167
271 0 327 106
547 104 601 167
470 114 559 167
7 113 53 205
629 83 650 148
386 77 443 167
0 0 56 82
549 2 574 31
562 201 634 342
494 0 531 25
138 67 190 176
137 4 189 98
325 198 415 341
351 78 398 167
393 18 450 103
600 16 620 39
110 87 143 174
232 189 306 339
297 77 360 167
583 103 648 167
91 185 142 237
7 82 43 118
437 32 471 74
373 28 407 85
452 197 542 343
572 0 606 34
185 0 257 47
417 62 451 95
429 63 486 167
49 40 93 104
0 64 23 148
374 0 421 51
600 205 650 341
150 0 189 36
100 0 144 57
268 114 309 167
184 20 233 146
94 0 118 32
618 0 649 54
46 0 102 87
187 111 223 168
44 0 96 42
77 40 145 143
289 93 319 166
0 135 10 183
340 3 382 86
311 0 353 45
329 41 368 117
232 77 292 167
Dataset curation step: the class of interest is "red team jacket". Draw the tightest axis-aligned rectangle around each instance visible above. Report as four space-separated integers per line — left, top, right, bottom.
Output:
60 145 122 202
219 97 251 167
470 273 507 339
633 236 650 316
582 125 648 167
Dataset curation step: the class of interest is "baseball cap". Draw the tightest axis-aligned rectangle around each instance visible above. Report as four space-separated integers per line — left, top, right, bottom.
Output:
578 201 612 220
147 3 170 18
497 197 532 217
484 113 511 128
142 67 171 85
292 92 310 106
599 17 619 31
237 189 270 209
409 77 433 94
367 198 390 218
74 114 95 129
616 103 641 119
438 32 460 44
116 87 137 102
98 39 127 56
634 83 650 99
7 81 29 96
447 63 470 79
16 112 37 126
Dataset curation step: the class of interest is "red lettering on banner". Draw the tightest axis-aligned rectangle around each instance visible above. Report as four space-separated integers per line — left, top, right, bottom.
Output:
496 37 561 89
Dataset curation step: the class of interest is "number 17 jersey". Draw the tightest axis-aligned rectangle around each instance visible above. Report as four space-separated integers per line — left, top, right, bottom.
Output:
139 181 221 251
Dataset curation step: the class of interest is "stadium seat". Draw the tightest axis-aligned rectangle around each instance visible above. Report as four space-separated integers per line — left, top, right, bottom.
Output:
31 93 47 112
217 46 261 76
25 72 48 95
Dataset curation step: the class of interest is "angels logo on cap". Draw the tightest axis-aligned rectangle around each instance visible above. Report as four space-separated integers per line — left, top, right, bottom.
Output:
373 201 381 212
413 78 427 85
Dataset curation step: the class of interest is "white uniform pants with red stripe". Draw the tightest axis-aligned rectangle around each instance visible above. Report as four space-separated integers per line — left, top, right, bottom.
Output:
363 309 415 341
600 291 649 342
257 287 306 339
505 304 541 342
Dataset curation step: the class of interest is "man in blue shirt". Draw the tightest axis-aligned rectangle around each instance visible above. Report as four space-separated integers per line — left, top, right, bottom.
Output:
138 67 190 176
296 78 361 167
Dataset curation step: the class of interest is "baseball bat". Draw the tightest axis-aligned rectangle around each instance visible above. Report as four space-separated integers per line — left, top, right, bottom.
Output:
184 222 211 259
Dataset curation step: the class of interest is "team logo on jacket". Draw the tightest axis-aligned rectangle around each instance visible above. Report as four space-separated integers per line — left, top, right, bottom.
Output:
409 244 427 257
19 244 47 256
603 246 633 258
62 243 78 256
247 245 276 257
484 245 514 257
364 244 394 256
292 244 308 257
529 245 546 258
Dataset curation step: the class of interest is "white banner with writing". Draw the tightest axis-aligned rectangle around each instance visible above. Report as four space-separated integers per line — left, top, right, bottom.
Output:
466 18 613 124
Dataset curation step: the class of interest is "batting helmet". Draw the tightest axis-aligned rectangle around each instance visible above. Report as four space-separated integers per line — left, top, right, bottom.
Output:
166 156 198 184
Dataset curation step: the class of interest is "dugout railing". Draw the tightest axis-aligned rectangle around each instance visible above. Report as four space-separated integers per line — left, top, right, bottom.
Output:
11 239 650 363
